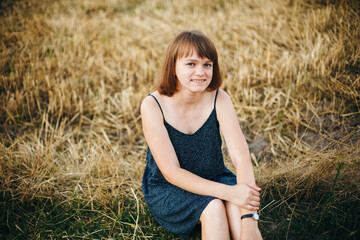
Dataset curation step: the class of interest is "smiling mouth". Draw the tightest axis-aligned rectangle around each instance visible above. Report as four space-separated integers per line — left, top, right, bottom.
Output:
191 79 206 83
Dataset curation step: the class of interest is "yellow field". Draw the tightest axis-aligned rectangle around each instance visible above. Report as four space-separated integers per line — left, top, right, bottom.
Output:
1 0 359 239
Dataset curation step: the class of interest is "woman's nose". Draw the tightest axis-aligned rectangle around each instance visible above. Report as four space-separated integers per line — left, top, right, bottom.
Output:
195 66 205 76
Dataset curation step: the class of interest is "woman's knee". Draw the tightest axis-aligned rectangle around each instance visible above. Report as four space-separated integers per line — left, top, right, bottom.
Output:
200 199 227 223
225 201 241 215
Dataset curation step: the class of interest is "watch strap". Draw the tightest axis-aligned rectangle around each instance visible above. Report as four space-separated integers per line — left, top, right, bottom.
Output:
241 214 253 220
241 213 259 220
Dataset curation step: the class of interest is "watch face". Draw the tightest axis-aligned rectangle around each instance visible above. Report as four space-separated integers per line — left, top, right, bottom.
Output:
253 213 259 220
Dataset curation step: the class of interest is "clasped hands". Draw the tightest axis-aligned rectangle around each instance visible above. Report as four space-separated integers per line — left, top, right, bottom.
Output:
227 183 261 211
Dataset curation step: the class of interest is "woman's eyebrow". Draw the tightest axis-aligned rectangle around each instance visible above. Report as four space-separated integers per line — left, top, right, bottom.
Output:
184 58 213 62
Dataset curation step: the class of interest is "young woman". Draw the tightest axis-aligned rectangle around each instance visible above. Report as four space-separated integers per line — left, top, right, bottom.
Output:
141 30 262 240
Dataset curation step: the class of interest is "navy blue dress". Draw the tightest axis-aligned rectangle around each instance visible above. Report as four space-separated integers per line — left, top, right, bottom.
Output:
142 89 237 239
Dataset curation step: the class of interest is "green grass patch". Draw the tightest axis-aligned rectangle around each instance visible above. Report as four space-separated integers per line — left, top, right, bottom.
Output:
1 189 358 239
0 193 186 239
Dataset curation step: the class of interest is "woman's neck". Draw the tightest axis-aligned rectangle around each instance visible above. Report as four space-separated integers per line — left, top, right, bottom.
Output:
171 89 207 110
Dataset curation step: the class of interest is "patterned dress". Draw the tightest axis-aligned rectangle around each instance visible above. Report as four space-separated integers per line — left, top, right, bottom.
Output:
142 89 237 238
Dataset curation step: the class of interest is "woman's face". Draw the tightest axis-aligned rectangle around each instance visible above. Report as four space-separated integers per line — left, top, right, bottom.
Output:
175 49 213 94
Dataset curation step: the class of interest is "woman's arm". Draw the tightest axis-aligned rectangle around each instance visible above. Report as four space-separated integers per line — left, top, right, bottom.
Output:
215 90 261 213
216 90 262 238
141 95 259 210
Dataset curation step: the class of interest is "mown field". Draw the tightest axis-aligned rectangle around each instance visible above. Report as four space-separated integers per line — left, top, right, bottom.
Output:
1 0 359 239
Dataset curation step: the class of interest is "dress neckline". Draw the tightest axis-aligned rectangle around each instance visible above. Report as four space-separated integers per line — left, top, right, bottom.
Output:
164 109 216 136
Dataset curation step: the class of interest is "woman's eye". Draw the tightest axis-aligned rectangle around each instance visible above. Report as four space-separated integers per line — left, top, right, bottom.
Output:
186 63 195 66
204 63 212 68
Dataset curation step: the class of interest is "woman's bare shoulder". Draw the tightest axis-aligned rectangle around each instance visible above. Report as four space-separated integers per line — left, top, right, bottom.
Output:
141 91 163 120
216 89 233 108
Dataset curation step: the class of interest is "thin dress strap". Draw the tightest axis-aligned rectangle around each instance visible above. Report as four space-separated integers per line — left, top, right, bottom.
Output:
214 88 219 109
148 94 165 120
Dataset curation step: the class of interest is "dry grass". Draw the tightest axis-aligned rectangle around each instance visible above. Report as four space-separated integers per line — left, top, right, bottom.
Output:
1 0 359 239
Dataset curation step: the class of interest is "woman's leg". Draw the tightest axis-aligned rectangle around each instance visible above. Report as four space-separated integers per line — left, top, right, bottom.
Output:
199 199 230 240
225 201 242 240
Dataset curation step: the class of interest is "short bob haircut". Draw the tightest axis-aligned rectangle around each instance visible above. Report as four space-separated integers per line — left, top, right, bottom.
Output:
157 30 222 96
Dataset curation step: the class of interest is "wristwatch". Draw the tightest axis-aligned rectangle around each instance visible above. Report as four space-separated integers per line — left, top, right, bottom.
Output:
241 213 259 221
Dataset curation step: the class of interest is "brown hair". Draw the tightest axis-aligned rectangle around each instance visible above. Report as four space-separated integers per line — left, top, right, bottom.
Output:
157 30 222 96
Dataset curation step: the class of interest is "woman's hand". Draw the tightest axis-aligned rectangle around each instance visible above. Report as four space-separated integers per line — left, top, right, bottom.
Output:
226 183 261 210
